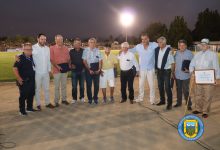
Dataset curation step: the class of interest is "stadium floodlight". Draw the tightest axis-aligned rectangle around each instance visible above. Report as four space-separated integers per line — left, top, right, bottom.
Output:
120 11 134 42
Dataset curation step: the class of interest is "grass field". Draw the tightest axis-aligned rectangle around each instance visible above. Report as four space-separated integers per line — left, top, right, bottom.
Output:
0 52 21 81
0 51 121 82
0 51 220 82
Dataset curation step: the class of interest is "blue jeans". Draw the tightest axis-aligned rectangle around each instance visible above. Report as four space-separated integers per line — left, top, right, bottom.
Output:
85 71 100 102
71 71 85 100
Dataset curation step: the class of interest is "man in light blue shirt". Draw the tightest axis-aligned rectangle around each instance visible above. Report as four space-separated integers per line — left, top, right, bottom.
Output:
82 38 102 104
129 33 158 104
174 40 193 110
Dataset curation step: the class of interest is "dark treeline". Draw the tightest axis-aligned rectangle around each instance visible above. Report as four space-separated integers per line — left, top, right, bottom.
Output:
0 8 220 49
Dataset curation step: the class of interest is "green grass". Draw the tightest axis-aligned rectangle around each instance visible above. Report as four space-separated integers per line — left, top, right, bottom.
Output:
0 50 121 82
0 52 22 82
0 51 220 82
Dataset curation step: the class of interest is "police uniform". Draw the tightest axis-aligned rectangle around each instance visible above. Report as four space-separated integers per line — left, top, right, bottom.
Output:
14 53 35 114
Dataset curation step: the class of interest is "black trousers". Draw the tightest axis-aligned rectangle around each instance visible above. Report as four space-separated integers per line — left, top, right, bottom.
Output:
176 79 192 107
18 78 35 113
71 71 85 100
157 69 172 106
120 69 135 101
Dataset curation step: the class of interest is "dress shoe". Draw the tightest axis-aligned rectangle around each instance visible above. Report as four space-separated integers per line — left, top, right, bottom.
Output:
120 100 126 103
156 101 165 106
202 114 208 118
130 100 134 104
62 101 69 105
166 105 172 110
94 100 99 105
37 105 42 111
26 108 37 112
192 110 201 114
174 104 181 107
88 100 92 105
46 103 55 109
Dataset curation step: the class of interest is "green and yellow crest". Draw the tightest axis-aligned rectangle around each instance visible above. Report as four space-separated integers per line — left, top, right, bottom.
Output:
183 119 198 138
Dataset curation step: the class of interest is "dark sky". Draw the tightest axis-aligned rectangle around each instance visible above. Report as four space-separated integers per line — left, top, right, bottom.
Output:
0 0 220 39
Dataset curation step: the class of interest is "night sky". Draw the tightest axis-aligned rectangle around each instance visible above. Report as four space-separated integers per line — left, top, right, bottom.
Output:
1 0 220 39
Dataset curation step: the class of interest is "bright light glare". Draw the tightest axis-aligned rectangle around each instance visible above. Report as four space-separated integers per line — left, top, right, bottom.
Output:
120 12 134 27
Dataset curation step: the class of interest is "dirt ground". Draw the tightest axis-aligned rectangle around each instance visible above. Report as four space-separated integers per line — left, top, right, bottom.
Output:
0 77 220 150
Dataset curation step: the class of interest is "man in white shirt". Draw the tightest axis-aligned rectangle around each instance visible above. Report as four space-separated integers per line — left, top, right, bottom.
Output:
155 37 175 110
118 42 139 104
129 33 158 104
190 38 220 118
32 34 54 110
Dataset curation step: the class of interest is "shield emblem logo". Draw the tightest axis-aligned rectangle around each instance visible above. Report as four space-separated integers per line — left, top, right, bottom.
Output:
183 119 198 138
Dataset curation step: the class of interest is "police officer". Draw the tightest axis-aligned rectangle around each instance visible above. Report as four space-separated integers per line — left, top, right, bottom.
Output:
13 43 36 116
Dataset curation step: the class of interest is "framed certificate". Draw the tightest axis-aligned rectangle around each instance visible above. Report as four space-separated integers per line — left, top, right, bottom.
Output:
194 69 216 84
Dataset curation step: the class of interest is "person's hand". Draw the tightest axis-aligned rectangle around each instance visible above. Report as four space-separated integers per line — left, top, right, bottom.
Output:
49 71 53 77
89 70 94 75
15 55 20 62
136 71 139 77
171 72 176 80
215 79 220 85
94 69 100 75
71 64 76 69
190 73 195 82
100 70 104 76
183 68 189 73
57 65 62 71
155 70 158 75
17 77 23 85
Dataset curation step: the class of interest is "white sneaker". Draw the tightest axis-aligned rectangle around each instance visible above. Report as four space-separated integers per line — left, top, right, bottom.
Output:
19 112 28 116
71 100 77 104
150 100 156 105
80 98 85 103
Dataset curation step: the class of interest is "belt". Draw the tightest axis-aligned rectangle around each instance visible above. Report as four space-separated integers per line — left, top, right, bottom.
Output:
121 68 132 72
157 69 171 72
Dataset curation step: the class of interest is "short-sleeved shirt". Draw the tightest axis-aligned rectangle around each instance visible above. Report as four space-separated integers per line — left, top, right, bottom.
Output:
69 48 85 72
101 52 118 70
14 53 35 80
82 47 102 67
174 49 193 80
50 45 70 74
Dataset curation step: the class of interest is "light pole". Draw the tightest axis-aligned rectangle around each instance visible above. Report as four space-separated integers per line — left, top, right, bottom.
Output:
120 12 134 42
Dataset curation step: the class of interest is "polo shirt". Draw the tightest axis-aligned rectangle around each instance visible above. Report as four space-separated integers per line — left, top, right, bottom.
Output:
14 53 35 80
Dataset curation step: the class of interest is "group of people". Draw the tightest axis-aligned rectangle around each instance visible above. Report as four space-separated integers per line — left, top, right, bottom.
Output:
13 33 220 118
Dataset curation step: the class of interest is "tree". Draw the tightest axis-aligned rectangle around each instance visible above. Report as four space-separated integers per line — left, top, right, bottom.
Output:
168 16 192 48
141 22 168 41
115 34 124 43
193 8 220 41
